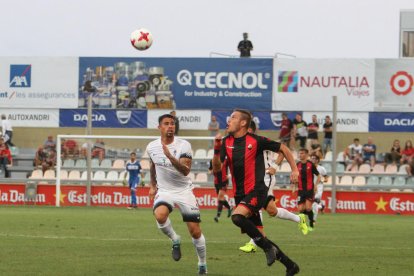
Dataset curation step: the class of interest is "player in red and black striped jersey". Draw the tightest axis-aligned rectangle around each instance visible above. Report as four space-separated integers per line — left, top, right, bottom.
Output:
212 109 300 275
208 158 232 222
296 148 321 230
239 121 309 254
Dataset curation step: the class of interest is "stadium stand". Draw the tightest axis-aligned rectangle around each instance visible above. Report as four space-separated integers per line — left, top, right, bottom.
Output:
194 149 207 159
367 176 380 186
353 176 366 186
371 164 385 174
106 171 119 181
324 151 333 161
68 170 81 180
100 158 112 169
93 170 106 181
339 175 353 185
393 176 406 186
43 170 55 180
112 159 125 169
7 143 414 195
358 164 371 174
59 169 68 180
194 172 208 183
62 159 75 168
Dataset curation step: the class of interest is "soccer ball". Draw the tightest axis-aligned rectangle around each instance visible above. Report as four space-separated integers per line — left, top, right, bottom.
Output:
130 28 153 51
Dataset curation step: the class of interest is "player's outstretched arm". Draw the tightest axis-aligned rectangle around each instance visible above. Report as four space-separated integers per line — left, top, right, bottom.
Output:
212 133 223 173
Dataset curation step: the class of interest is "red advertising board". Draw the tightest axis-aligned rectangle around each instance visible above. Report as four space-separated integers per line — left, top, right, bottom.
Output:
1 184 413 215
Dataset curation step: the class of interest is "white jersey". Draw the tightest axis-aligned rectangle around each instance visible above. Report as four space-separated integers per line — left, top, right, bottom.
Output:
146 137 193 193
264 150 277 192
315 164 327 198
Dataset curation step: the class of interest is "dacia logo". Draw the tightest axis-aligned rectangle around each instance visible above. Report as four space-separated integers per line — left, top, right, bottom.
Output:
116 110 132 125
10 64 31 88
74 114 106 122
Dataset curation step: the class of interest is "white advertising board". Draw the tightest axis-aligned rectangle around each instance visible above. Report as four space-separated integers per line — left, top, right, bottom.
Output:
302 112 369 133
147 110 212 130
273 59 375 112
0 57 78 108
375 59 414 111
1 109 59 127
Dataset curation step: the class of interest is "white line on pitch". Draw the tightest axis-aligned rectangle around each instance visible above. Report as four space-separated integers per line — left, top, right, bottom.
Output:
0 232 411 251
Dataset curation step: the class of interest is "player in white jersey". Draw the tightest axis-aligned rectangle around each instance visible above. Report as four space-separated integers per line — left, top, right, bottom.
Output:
239 121 308 253
310 154 328 225
147 114 207 275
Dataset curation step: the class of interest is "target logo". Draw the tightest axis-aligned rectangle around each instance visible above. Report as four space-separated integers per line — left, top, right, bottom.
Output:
390 71 413 96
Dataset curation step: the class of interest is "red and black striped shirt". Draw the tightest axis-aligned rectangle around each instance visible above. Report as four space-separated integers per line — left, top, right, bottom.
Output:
220 133 281 197
297 160 319 191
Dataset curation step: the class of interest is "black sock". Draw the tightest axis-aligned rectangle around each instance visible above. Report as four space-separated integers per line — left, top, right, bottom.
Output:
222 200 231 209
268 240 295 269
307 210 314 227
231 214 271 250
217 201 223 217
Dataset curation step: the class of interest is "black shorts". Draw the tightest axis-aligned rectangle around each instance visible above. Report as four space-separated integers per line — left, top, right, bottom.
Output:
214 181 228 194
235 190 267 214
234 195 264 229
297 190 314 204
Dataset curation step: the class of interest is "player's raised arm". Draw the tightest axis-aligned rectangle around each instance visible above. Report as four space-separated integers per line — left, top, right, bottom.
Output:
212 133 223 173
279 144 299 184
162 143 192 176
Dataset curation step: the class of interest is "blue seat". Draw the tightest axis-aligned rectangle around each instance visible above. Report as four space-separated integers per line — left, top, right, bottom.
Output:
367 176 379 186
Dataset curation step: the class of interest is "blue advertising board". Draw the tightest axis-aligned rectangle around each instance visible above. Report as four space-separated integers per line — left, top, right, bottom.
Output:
59 109 147 128
369 112 414 132
79 57 273 110
212 110 299 131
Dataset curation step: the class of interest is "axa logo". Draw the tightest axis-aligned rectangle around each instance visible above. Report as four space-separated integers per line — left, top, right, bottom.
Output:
10 64 31 88
278 71 298 92
390 71 413 96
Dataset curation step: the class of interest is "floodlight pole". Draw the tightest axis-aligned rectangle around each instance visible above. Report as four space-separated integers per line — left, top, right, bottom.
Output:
331 96 338 213
86 94 92 206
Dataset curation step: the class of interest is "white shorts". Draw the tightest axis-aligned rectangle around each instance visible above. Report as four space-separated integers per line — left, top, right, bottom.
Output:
315 183 324 199
153 189 201 222
265 174 276 197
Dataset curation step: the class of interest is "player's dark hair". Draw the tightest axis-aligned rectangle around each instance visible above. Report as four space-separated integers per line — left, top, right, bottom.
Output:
249 120 257 133
234 109 252 129
299 148 309 154
130 152 136 156
158 114 175 124
354 138 360 142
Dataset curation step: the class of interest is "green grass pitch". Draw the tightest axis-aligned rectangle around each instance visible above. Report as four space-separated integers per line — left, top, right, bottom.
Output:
0 206 413 275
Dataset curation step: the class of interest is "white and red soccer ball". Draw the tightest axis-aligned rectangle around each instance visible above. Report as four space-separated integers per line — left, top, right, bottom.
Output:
130 28 153 51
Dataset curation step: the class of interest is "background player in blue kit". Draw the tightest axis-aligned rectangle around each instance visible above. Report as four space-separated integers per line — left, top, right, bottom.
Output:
124 152 144 209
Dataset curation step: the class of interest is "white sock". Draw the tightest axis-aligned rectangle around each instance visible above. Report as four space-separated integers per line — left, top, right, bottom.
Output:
276 208 300 223
156 218 179 241
192 234 207 265
250 238 256 246
313 203 319 221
